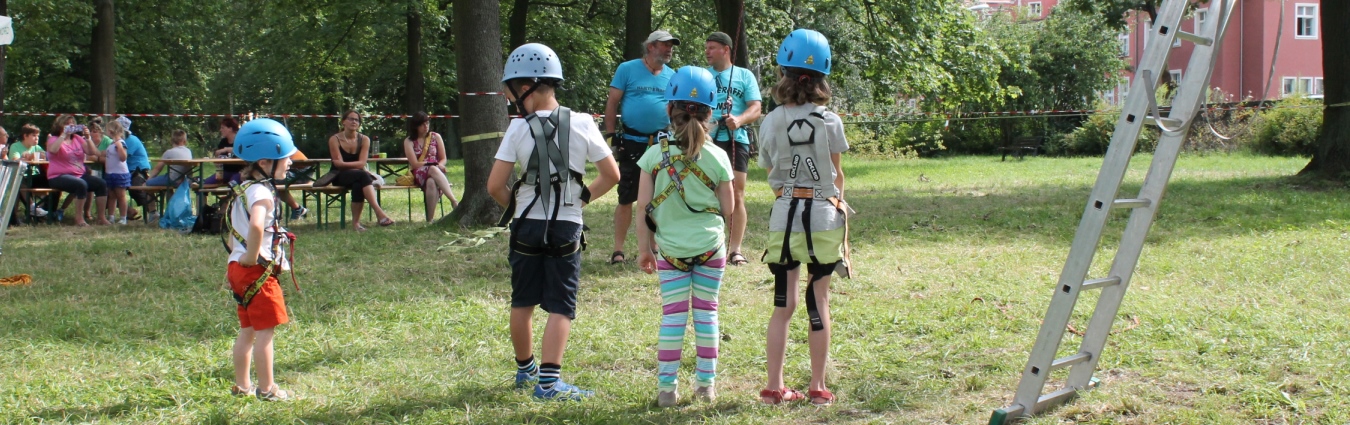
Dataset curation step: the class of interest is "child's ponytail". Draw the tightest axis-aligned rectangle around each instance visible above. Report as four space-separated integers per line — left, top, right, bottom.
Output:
669 101 712 158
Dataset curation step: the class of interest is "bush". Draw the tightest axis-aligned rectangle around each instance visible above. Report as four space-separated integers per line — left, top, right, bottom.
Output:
1046 108 1158 156
1249 97 1322 156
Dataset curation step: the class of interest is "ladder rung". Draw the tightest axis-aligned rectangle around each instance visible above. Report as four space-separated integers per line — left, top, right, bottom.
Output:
1112 198 1152 209
1176 31 1213 46
1050 352 1092 371
1144 116 1183 128
1034 386 1080 411
1081 277 1122 290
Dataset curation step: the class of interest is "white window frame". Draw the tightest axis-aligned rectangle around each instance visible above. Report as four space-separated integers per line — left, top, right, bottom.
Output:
1282 77 1297 97
1195 8 1208 31
1144 21 1152 48
1118 33 1130 57
1028 2 1042 18
1295 4 1318 39
1300 77 1315 95
1169 70 1183 84
1314 77 1324 95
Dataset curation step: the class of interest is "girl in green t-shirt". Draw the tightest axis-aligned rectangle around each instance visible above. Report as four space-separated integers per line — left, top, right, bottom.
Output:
635 66 734 408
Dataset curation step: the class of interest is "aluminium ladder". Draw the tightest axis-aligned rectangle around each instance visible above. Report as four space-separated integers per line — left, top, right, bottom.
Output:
990 0 1237 423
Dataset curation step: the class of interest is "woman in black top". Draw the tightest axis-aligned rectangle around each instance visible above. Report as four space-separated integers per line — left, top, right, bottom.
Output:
328 110 394 231
206 117 244 184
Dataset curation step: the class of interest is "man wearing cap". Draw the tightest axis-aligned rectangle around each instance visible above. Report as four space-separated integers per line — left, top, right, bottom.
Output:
604 30 679 264
705 31 762 266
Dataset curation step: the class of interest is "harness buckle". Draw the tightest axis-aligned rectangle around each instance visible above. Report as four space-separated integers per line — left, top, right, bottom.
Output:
791 187 815 199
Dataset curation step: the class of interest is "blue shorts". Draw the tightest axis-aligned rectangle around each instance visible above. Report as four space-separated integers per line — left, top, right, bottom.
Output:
104 172 132 189
508 218 583 319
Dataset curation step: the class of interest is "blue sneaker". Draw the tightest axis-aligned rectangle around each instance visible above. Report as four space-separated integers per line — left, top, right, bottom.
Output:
289 206 309 220
515 371 538 390
533 380 594 401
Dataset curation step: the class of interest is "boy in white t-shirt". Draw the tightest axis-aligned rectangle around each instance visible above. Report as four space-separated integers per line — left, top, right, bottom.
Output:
223 118 299 402
487 43 620 401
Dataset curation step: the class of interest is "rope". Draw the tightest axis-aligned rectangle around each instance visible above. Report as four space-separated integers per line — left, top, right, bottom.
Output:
460 132 506 143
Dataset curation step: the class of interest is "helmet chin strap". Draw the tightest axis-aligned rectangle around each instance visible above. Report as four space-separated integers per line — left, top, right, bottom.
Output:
507 79 543 116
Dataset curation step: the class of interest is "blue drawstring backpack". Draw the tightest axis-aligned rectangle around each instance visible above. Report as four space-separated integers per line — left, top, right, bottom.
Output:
160 180 196 231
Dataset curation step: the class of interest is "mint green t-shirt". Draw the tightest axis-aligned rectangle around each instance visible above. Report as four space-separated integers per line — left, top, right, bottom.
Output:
8 143 44 160
637 140 733 257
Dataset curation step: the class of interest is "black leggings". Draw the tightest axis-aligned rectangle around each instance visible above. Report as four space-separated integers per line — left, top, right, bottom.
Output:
48 174 108 199
332 169 373 203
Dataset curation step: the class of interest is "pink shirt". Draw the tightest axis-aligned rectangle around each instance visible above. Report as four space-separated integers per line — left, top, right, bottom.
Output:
47 134 87 178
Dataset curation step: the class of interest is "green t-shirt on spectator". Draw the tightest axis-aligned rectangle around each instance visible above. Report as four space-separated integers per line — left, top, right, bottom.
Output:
636 141 733 257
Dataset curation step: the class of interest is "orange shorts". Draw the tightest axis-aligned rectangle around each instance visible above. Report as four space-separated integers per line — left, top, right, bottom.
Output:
228 261 289 330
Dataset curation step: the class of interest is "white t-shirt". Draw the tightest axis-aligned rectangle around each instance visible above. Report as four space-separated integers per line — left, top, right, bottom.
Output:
494 110 612 223
227 182 290 270
104 140 129 174
161 145 193 181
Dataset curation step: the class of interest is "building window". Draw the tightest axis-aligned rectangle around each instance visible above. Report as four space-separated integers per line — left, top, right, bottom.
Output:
1118 78 1131 104
1169 70 1183 84
1300 77 1315 95
1296 4 1318 39
1314 77 1324 95
1195 8 1208 30
1029 2 1042 18
1118 33 1129 56
1282 77 1295 96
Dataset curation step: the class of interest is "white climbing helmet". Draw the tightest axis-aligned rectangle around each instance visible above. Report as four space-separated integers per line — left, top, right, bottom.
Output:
502 43 564 83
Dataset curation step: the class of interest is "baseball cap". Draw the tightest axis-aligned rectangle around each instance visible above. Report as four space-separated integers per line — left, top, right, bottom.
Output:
645 30 680 46
707 31 734 47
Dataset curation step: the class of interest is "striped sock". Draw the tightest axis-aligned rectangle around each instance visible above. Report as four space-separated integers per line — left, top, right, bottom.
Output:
538 363 562 390
516 356 538 377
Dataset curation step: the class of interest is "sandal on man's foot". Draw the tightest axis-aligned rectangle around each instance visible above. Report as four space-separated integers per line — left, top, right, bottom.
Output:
728 252 749 266
759 388 806 405
609 251 626 264
378 217 395 227
809 389 835 406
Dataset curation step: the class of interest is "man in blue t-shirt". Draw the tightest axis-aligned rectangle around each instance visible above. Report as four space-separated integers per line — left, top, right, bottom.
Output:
604 30 679 264
704 31 762 266
118 116 155 220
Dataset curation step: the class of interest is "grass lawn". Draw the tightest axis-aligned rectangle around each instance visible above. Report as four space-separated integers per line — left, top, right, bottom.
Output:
2 153 1347 424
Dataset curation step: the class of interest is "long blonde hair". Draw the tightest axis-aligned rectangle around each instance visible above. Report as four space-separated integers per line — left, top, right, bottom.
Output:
668 101 712 158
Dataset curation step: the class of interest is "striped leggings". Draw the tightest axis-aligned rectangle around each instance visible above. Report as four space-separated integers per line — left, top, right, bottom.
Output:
656 250 725 392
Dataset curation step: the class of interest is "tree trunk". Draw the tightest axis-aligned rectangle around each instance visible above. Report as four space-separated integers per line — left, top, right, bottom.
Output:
406 2 425 115
447 0 507 226
1298 1 1350 180
509 0 530 49
624 0 651 60
91 0 116 115
713 0 749 68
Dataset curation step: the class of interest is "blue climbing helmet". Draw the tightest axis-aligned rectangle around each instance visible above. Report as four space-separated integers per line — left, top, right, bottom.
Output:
776 29 832 75
502 43 564 83
664 66 717 108
233 118 297 162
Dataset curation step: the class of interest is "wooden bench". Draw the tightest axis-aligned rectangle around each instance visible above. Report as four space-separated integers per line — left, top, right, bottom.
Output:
1000 136 1045 161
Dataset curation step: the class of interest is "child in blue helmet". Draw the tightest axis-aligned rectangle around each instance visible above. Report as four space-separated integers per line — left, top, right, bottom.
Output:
635 66 735 407
757 29 851 406
225 118 299 402
487 43 620 401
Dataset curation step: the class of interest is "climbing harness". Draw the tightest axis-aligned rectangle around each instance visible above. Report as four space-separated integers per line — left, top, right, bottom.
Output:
221 179 299 308
643 133 722 233
497 107 591 257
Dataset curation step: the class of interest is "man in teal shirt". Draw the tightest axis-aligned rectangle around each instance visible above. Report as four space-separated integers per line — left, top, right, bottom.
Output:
704 31 762 266
604 30 679 264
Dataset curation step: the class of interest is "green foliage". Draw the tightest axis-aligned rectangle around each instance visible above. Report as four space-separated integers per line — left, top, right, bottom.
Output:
1249 97 1324 156
1047 104 1158 156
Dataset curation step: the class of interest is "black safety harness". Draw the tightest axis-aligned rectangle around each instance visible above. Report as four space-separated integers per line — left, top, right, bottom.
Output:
497 107 592 257
765 106 851 332
643 133 723 272
220 179 299 308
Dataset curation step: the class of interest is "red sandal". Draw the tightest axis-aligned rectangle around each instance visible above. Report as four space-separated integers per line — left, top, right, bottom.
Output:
759 388 806 405
808 389 835 406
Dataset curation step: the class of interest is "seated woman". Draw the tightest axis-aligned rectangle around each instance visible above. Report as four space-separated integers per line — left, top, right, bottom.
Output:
9 124 49 220
46 114 110 226
328 110 394 231
403 112 459 222
204 117 242 184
